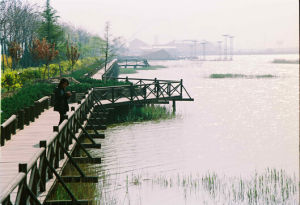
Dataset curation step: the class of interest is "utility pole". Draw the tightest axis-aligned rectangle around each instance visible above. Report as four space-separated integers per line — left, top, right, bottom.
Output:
228 35 234 60
217 40 222 61
222 34 228 60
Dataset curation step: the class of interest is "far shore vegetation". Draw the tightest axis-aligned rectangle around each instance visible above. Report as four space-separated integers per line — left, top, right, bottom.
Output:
272 59 299 64
209 73 277 79
119 65 167 74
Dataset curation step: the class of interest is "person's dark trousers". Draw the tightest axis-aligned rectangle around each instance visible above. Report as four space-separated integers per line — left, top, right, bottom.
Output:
59 111 66 125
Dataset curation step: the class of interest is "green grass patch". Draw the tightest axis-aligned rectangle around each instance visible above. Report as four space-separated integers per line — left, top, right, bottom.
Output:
119 65 167 74
209 73 277 79
136 65 167 70
119 68 137 74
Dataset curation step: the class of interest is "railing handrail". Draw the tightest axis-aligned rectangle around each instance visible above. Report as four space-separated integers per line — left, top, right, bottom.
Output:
110 76 180 83
1 115 17 128
93 81 181 90
0 173 26 203
37 96 50 103
0 88 94 204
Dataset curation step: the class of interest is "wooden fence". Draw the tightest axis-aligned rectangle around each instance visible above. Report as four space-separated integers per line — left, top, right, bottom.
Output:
1 96 50 146
0 89 96 205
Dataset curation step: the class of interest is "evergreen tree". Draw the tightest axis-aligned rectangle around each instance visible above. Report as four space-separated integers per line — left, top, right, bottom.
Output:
38 0 63 47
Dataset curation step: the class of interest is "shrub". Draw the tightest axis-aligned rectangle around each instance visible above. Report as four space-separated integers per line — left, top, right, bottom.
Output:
1 70 22 91
19 68 42 84
1 83 55 123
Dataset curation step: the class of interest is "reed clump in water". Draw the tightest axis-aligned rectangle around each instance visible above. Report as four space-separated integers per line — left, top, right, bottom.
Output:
128 168 298 204
272 59 299 64
209 73 276 79
113 105 174 123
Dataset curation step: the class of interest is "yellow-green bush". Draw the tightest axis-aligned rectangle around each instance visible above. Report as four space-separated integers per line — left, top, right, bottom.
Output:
1 70 22 91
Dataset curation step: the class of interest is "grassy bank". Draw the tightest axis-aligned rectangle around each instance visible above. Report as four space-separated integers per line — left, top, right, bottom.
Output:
119 65 167 74
0 59 128 123
209 73 277 79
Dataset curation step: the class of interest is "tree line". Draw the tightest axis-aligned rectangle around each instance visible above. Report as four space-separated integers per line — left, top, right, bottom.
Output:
0 0 121 75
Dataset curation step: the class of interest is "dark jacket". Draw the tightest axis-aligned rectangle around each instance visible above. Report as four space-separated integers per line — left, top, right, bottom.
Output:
54 86 70 113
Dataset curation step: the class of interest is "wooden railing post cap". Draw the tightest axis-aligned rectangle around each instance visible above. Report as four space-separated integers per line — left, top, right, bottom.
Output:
40 140 47 148
19 163 27 173
53 126 59 132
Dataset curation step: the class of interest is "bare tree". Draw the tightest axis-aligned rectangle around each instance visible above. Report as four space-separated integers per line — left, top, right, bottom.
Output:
0 0 40 70
103 21 111 72
66 38 80 72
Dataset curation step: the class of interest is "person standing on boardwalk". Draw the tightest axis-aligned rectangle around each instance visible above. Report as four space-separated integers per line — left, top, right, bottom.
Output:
54 78 72 125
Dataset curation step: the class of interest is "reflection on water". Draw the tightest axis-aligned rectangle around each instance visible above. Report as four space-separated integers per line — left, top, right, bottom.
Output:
73 55 299 204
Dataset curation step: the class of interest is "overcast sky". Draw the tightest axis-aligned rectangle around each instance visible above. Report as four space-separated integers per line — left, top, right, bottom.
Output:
28 0 299 50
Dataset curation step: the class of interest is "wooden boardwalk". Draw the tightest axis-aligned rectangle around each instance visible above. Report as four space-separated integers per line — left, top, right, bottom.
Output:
0 103 78 202
0 63 194 204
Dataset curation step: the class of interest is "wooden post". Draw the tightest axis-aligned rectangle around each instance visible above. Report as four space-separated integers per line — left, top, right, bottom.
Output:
12 117 17 135
45 97 50 109
18 109 25 130
180 79 183 98
29 105 35 122
130 84 134 101
172 100 176 113
111 87 115 103
34 101 40 118
71 91 76 103
168 83 171 97
24 107 30 125
50 93 55 106
155 78 159 98
0 125 5 146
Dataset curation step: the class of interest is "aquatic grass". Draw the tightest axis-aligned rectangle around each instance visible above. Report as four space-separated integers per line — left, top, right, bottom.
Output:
119 68 137 74
272 59 299 64
136 65 167 70
127 168 298 204
112 105 175 124
47 182 97 201
209 73 277 79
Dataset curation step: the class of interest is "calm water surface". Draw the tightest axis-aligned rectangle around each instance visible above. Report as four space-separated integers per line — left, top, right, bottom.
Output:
90 54 299 204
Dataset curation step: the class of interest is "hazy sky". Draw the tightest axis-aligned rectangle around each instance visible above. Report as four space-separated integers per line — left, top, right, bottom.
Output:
28 0 299 50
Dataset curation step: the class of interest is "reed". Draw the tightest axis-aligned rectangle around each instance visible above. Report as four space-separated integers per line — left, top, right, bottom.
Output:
209 73 276 79
112 105 175 124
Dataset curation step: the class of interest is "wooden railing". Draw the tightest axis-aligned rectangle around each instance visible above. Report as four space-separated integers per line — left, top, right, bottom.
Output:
1 96 50 146
102 59 119 80
94 77 193 104
0 89 95 205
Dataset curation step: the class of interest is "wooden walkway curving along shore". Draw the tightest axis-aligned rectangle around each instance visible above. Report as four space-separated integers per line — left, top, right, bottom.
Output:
0 61 194 204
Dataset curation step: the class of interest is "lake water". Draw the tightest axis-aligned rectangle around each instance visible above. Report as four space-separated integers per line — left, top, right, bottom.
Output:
85 54 299 204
